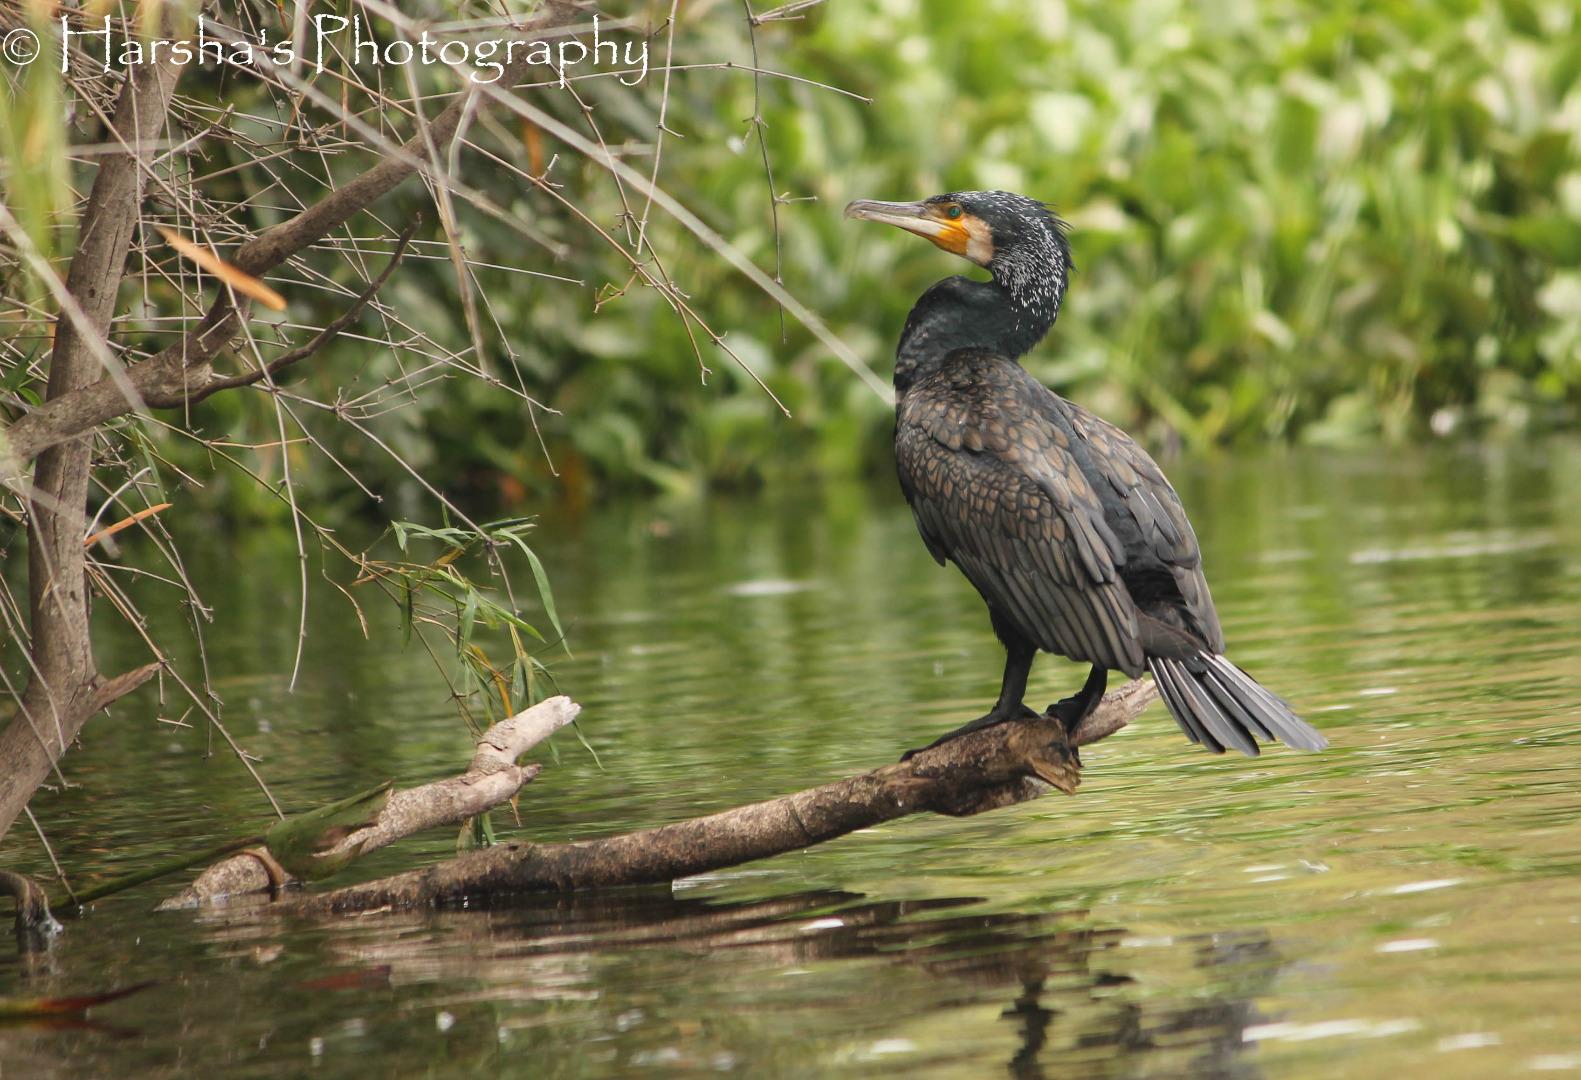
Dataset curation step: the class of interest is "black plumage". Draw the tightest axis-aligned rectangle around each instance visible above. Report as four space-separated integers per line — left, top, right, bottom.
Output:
846 190 1326 757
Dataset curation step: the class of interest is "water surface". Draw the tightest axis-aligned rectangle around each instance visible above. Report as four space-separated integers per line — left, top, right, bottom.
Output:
4 440 1581 1077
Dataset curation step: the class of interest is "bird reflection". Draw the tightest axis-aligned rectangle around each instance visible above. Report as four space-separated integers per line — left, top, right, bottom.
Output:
1005 931 1275 1080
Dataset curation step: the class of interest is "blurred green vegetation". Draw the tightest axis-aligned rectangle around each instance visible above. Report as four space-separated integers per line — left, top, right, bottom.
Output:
10 0 1581 512
313 0 1581 504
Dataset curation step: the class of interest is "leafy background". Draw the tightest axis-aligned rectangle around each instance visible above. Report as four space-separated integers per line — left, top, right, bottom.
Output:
5 0 1580 512
372 0 1581 504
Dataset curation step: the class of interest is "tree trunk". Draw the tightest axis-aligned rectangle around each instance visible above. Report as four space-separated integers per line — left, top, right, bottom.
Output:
0 53 184 842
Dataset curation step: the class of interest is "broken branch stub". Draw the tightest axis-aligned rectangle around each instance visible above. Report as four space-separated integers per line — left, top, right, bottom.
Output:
156 696 579 909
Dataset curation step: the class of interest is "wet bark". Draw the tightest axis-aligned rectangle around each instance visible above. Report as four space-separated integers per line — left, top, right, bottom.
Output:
1 870 61 954
289 679 1158 916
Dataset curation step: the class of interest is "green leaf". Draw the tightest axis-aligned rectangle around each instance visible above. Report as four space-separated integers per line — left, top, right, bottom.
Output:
571 721 602 771
459 587 479 651
513 539 563 641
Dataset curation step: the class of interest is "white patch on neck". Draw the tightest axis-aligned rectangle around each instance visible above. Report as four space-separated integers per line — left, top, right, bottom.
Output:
998 240 1065 315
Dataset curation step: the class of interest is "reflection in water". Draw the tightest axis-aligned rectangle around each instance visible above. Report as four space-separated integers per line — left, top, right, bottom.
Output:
1006 933 1278 1080
6 441 1581 1075
0 884 1286 1074
188 888 1276 1077
0 1015 141 1041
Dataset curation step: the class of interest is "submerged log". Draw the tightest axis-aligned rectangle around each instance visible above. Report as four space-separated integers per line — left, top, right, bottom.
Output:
288 679 1158 916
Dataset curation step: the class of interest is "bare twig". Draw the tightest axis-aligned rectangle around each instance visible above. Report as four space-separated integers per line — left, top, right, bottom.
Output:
741 0 787 341
142 219 422 408
752 0 831 23
635 0 682 257
0 2 586 475
23 807 75 907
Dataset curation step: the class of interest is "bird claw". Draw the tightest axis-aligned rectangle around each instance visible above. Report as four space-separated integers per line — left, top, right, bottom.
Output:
1044 695 1091 736
1036 702 1085 769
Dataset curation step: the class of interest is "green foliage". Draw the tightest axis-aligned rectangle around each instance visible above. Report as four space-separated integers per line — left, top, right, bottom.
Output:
261 0 1581 506
783 0 1581 448
358 515 563 733
0 5 72 303
350 515 578 845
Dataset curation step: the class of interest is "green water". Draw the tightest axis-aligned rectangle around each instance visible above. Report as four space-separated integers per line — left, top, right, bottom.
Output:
5 440 1581 1078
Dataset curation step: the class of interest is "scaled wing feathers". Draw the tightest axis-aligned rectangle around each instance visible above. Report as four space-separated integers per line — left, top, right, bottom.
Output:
897 353 1150 676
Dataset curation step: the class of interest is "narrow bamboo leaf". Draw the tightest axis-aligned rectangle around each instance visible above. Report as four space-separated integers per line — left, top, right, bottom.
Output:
157 226 287 310
459 588 479 651
515 541 563 639
572 721 603 770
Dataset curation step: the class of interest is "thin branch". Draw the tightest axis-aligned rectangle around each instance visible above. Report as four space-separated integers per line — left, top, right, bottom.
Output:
142 219 421 408
470 74 892 401
635 0 683 257
752 0 831 23
741 0 787 341
23 807 76 908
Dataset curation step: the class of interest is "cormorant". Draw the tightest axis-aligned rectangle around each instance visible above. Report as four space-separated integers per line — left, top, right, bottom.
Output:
845 191 1326 758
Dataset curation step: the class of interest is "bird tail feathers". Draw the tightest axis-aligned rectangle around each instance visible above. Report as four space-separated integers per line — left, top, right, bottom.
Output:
1147 654 1327 757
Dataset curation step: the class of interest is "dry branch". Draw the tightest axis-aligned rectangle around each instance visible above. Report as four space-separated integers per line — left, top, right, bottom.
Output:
140 219 422 409
0 2 585 475
156 696 580 909
288 680 1158 916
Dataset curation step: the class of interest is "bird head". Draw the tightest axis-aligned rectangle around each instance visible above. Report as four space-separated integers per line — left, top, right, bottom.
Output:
844 190 1071 312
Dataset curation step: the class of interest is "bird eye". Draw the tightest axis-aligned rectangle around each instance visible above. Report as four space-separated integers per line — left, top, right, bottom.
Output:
945 205 963 220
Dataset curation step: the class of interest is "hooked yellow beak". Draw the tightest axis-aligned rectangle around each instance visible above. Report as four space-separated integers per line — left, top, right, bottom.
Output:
845 199 971 259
